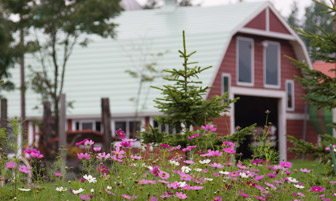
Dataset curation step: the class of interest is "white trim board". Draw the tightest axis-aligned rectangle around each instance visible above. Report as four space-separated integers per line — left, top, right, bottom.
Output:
230 87 287 161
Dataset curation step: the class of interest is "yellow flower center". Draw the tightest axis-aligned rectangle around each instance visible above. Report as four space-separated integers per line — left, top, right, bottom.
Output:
180 195 183 198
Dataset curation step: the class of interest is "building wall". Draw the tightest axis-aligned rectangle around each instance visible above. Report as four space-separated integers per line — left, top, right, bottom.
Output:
286 119 319 160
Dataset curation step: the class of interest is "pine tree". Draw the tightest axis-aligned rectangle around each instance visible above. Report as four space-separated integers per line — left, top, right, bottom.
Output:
286 0 336 171
142 31 235 147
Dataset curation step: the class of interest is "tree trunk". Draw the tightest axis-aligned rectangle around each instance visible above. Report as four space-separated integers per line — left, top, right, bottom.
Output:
59 94 66 174
43 102 53 159
101 98 112 152
1 99 7 129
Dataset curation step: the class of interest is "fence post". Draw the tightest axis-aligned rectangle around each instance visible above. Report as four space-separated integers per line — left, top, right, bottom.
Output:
59 94 66 174
0 99 7 129
101 98 112 153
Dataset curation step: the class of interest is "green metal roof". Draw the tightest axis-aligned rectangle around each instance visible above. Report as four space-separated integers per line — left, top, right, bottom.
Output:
5 1 269 119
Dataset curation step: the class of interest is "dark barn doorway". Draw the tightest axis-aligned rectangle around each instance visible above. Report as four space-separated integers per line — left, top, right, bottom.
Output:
234 95 279 159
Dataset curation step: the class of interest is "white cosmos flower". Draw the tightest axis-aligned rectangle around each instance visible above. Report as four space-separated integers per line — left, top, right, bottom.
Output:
219 171 230 175
287 177 298 183
177 181 187 187
204 178 213 181
294 184 304 189
73 188 84 194
56 186 67 192
18 188 31 192
199 159 211 164
239 172 249 178
83 174 97 183
194 168 202 172
90 189 94 193
181 166 192 173
169 160 180 166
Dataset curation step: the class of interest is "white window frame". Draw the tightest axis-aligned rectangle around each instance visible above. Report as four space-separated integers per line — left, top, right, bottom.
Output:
236 36 254 86
112 118 142 138
263 40 281 89
285 80 295 111
221 73 231 95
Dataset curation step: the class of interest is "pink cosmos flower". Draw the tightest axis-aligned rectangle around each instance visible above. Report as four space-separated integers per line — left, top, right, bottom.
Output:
189 186 203 190
122 194 132 199
254 175 264 182
115 129 126 139
201 124 217 132
298 192 305 197
84 140 94 146
209 163 224 169
80 195 92 200
131 155 142 160
300 168 310 173
158 171 170 180
237 164 248 169
201 149 222 157
96 152 110 160
93 147 101 152
182 145 197 152
212 196 222 201
139 180 149 185
280 161 292 169
160 192 173 198
176 192 187 199
184 160 194 164
255 196 266 201
188 133 199 139
120 141 132 148
19 165 31 174
179 172 192 181
256 185 266 191
111 145 125 159
266 173 277 178
54 172 62 177
77 153 91 160
223 148 236 154
25 149 44 158
311 186 325 192
160 144 170 148
168 145 181 152
75 139 88 146
151 166 160 177
6 161 17 169
265 182 276 189
240 192 249 198
149 197 158 201
97 166 108 174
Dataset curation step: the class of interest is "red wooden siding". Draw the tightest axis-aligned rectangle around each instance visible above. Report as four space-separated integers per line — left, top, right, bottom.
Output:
244 10 266 30
213 116 231 136
286 119 318 160
208 33 306 113
269 10 291 34
67 119 72 131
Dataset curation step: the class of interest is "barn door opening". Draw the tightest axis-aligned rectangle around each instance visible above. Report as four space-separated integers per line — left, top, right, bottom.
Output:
234 95 279 160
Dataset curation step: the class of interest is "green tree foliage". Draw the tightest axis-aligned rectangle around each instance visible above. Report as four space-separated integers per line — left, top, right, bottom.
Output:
143 0 196 9
287 0 334 61
142 31 237 148
24 0 122 136
153 31 235 132
286 1 336 170
0 12 17 95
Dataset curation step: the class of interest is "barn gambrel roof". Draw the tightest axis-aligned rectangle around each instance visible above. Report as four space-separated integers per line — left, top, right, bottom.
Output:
5 1 310 119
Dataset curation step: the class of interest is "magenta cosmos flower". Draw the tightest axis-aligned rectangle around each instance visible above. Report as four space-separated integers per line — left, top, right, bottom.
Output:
6 161 17 169
176 192 187 199
158 171 170 180
93 147 101 152
279 161 292 169
311 186 325 192
122 194 132 199
201 124 217 132
77 153 91 160
75 138 88 146
115 128 126 139
19 165 32 174
25 148 44 159
212 196 222 201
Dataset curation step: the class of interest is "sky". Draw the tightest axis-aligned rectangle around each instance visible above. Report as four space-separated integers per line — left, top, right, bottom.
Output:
137 0 316 20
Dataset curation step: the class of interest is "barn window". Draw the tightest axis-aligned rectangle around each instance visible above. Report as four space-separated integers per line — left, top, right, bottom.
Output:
264 41 280 88
222 74 230 102
113 119 140 138
286 80 294 111
237 37 254 86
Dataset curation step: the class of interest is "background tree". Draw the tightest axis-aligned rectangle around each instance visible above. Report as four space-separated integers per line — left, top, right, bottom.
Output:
28 0 122 138
287 0 336 173
287 0 334 61
143 0 196 9
0 10 17 96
